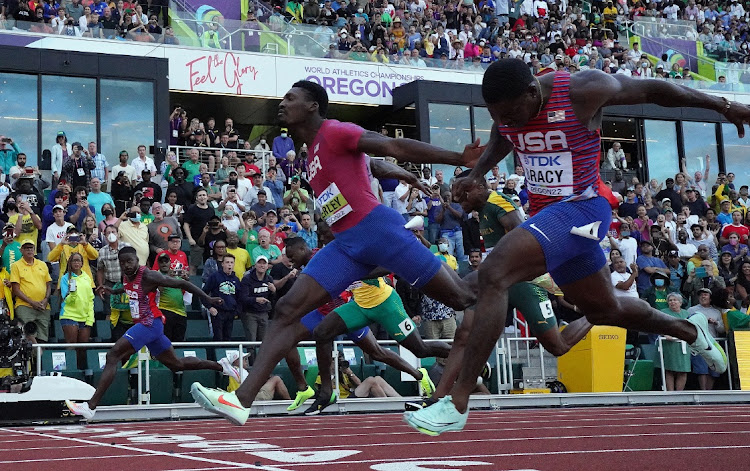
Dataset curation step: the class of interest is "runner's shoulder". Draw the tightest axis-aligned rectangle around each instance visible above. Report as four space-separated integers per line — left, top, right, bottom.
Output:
486 191 518 213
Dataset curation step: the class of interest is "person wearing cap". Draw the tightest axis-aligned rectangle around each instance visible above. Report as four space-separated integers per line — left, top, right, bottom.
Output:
716 197 734 226
683 249 726 305
51 131 72 179
238 253 277 342
61 141 96 190
44 203 74 268
10 239 52 341
249 190 275 222
272 128 294 161
243 172 273 208
155 251 189 342
9 190 42 248
618 187 640 219
636 238 670 296
684 187 708 218
152 232 188 271
655 177 683 213
134 169 163 205
251 230 282 266
665 247 688 288
688 287 724 390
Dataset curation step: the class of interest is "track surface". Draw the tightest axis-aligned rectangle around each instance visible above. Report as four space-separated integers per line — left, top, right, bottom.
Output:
1 404 748 470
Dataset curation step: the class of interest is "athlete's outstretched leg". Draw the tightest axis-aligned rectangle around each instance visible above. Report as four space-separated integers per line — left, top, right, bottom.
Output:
419 264 476 312
86 337 136 410
398 330 451 359
158 348 223 373
432 307 473 398
356 331 422 381
234 274 331 407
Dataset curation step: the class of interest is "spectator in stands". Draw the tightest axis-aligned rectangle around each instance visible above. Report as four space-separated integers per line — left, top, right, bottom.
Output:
610 256 639 299
201 236 225 282
0 135 19 176
182 187 212 273
115 205 149 265
111 152 137 199
48 225 98 283
10 193 41 246
11 240 52 342
59 252 94 368
45 202 72 254
722 231 749 265
163 189 184 220
61 142 96 190
734 260 750 305
297 212 317 249
688 287 724 390
264 167 285 206
225 231 252 279
610 222 638 265
250 190 275 223
203 253 241 341
97 223 128 326
155 252 189 342
272 128 295 162
238 211 259 255
437 191 465 261
618 188 639 219
419 294 455 367
660 292 691 391
269 247 298 302
152 228 187 269
87 177 114 226
134 169 162 203
675 229 698 261
687 245 719 280
199 215 227 266
244 172 273 208
603 142 626 170
238 254 276 342
636 239 670 296
252 231 281 265
718 250 739 286
67 187 96 232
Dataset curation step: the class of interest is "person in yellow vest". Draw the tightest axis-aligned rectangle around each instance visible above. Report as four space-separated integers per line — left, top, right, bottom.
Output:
47 227 99 289
0 224 21 319
435 237 457 270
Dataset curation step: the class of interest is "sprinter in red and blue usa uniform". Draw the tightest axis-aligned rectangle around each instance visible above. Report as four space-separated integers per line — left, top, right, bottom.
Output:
191 80 479 425
406 59 750 435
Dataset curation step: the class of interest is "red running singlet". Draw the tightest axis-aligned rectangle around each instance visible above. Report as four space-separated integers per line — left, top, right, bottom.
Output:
124 266 163 326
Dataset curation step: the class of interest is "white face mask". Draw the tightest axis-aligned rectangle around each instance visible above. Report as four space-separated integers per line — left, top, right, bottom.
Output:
358 8 363 13
107 233 118 243
281 132 288 138
438 243 449 253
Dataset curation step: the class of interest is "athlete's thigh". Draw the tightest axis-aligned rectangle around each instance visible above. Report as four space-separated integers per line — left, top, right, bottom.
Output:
301 241 373 298
477 227 548 287
365 291 415 342
508 282 557 336
559 265 620 314
275 273 338 321
331 301 370 334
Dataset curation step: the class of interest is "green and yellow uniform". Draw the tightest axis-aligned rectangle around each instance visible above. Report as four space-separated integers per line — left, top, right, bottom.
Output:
478 190 557 334
336 277 416 341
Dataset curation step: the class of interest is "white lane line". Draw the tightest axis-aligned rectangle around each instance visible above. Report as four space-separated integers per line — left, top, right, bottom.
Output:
0 428 293 471
277 444 750 467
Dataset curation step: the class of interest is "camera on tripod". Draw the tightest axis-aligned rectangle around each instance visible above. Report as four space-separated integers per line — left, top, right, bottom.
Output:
0 311 33 391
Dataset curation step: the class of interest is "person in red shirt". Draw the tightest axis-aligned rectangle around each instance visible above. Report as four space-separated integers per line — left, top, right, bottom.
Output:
720 210 749 245
151 234 188 271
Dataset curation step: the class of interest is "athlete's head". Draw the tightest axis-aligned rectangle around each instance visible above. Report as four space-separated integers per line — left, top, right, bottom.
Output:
118 246 140 278
481 59 541 128
452 169 491 213
285 236 311 269
157 252 171 274
278 80 329 127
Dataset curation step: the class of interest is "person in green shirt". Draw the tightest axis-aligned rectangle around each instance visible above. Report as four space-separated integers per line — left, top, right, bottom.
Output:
182 148 202 183
238 211 260 256
659 292 692 391
251 231 282 265
156 252 188 342
0 223 21 319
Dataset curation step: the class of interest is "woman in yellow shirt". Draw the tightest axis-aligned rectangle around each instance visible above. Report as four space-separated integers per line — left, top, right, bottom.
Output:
48 227 99 289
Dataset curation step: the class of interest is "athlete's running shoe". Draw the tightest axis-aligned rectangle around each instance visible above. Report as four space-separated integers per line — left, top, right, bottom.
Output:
65 400 95 420
190 383 249 426
287 385 316 412
418 367 435 397
303 390 337 416
687 314 728 374
403 395 468 436
405 396 437 412
218 357 242 383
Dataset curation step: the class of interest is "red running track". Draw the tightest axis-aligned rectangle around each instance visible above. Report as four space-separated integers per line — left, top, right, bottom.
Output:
1 404 748 471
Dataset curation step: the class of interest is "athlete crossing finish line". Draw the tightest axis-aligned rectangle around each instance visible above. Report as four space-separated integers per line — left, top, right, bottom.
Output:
404 59 744 436
190 80 478 425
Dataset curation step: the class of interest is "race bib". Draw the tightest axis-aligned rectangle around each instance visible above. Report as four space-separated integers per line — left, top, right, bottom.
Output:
317 182 353 226
519 151 573 197
77 168 85 177
127 289 140 319
397 318 415 337
172 129 179 138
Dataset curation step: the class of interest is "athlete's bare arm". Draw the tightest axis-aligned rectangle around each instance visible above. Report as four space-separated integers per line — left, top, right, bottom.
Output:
369 158 431 195
142 269 222 306
357 130 481 166
570 70 750 136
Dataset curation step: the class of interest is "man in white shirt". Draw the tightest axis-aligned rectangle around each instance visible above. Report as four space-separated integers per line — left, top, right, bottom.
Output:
243 172 275 208
111 150 138 186
393 180 411 221
44 204 74 277
610 257 639 298
507 164 526 188
615 222 638 265
131 144 157 183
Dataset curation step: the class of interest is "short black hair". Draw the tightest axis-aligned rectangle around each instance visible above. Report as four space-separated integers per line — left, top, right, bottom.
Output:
119 246 138 258
456 168 487 187
482 59 534 104
292 80 329 118
284 236 308 251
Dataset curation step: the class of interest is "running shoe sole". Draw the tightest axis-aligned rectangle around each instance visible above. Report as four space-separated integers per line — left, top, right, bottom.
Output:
190 383 247 426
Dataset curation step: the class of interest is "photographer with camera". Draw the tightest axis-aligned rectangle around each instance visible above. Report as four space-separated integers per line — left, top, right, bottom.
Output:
48 226 99 289
66 186 96 232
10 191 41 247
10 240 52 342
60 252 95 368
314 352 402 404
198 215 227 264
283 176 311 213
0 135 20 176
61 142 96 190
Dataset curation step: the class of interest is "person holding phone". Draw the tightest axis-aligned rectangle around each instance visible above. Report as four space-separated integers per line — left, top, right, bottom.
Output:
0 135 21 176
48 226 99 289
59 252 95 369
9 195 41 247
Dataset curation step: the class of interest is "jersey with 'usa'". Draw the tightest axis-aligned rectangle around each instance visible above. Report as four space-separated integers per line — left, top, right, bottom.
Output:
497 71 603 215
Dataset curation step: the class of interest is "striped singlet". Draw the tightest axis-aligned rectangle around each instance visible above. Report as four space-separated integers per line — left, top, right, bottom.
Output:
124 266 163 326
497 71 602 216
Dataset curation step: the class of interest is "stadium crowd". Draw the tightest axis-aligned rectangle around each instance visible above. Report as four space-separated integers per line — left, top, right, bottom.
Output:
3 0 750 77
0 118 749 396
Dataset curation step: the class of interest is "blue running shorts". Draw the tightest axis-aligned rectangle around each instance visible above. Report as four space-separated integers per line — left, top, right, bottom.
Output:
303 205 442 297
123 319 172 357
520 196 612 286
300 309 370 342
